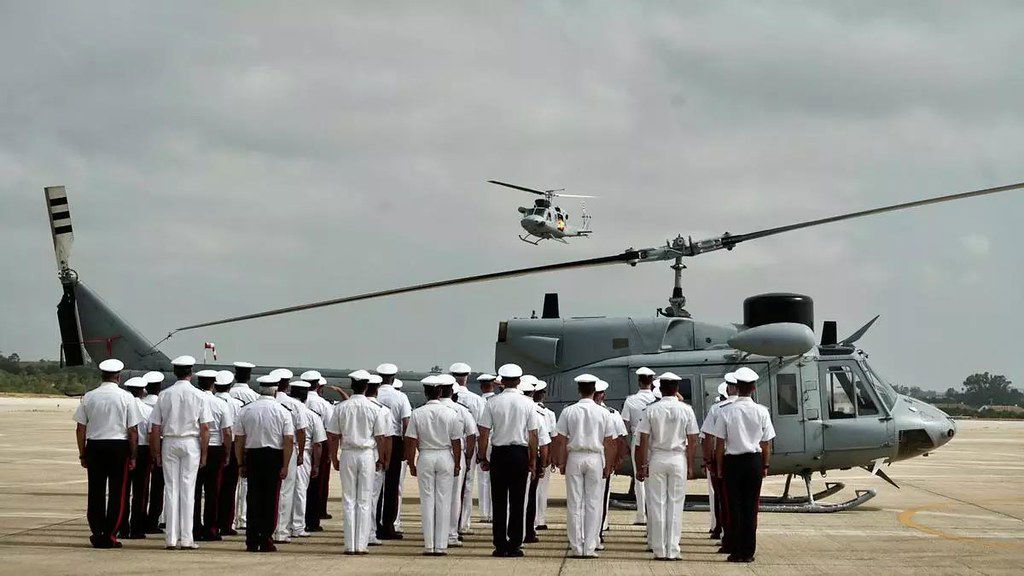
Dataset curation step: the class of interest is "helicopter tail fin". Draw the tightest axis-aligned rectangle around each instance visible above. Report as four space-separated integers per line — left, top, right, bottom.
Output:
44 186 170 370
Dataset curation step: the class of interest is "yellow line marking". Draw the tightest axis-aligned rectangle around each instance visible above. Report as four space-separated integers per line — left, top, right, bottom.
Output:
898 499 1024 549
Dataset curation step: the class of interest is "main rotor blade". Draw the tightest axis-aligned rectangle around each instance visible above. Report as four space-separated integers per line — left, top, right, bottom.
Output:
555 193 596 199
175 250 642 332
487 180 548 196
722 181 1024 249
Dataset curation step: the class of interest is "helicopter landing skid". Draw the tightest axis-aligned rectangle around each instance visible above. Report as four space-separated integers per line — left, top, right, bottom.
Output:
519 234 543 245
609 481 875 513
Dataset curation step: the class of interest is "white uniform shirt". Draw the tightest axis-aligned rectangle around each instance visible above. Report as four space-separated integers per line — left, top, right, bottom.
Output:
535 412 552 447
406 400 462 451
142 394 159 408
229 383 260 405
216 391 244 430
236 395 295 449
204 391 234 447
636 396 699 453
377 385 412 436
478 388 538 447
555 398 615 453
605 405 628 439
276 391 309 431
441 398 477 440
304 410 327 456
482 392 495 401
536 404 558 439
149 381 213 437
709 396 776 455
73 382 143 441
457 389 486 423
328 394 390 450
306 390 335 433
622 389 658 440
700 397 735 440
135 398 153 446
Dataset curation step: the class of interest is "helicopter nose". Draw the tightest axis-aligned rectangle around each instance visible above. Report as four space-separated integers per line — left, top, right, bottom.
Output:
893 395 957 460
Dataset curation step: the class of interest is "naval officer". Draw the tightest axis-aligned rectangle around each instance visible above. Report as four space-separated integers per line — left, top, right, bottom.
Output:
234 374 294 552
193 369 233 541
141 371 165 534
477 363 538 557
521 378 553 545
374 363 411 540
634 372 699 561
302 371 334 531
436 374 476 548
270 369 308 543
229 361 259 530
451 363 484 534
214 370 244 536
149 355 213 550
621 366 658 526
121 376 153 540
702 374 736 543
288 379 325 538
528 380 557 533
553 373 615 558
595 380 628 543
405 376 463 556
476 373 497 523
710 367 775 563
74 359 142 549
327 370 390 555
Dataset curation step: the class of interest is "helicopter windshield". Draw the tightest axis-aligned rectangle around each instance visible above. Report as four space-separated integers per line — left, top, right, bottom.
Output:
532 207 547 217
859 360 899 410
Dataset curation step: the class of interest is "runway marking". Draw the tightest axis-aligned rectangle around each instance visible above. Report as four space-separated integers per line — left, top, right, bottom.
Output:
0 479 87 489
898 499 1024 549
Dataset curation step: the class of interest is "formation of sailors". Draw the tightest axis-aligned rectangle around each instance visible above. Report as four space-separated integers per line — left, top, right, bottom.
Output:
73 358 773 562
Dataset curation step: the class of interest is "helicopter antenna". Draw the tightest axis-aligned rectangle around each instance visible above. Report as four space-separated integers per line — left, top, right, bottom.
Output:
174 180 1024 332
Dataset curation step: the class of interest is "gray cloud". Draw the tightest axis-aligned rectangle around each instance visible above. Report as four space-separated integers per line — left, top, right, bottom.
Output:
1 1 1022 390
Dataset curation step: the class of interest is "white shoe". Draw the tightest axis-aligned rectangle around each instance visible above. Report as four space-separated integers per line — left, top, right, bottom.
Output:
596 543 605 551
448 539 463 547
182 543 199 550
292 531 311 538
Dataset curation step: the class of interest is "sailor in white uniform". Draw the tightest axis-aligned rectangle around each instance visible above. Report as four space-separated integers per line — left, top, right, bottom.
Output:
553 373 615 558
702 375 736 541
121 376 153 540
214 370 244 536
476 373 497 523
451 363 484 534
288 379 325 538
634 372 699 561
595 380 628 541
374 363 411 540
302 371 334 531
438 374 476 547
271 369 308 543
531 380 558 531
522 378 553 544
393 377 409 533
327 370 390 555
228 361 259 529
405 376 463 555
193 369 233 542
621 366 658 525
141 370 165 534
148 355 213 550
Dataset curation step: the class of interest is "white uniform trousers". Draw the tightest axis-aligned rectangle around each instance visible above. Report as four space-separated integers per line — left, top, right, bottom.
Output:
340 449 376 553
646 451 688 559
565 451 605 557
368 455 385 545
535 466 551 527
234 478 248 529
706 474 716 531
162 436 200 548
459 455 475 532
477 460 492 521
417 449 455 553
274 449 298 541
448 450 466 542
395 461 407 531
291 452 312 534
631 436 647 524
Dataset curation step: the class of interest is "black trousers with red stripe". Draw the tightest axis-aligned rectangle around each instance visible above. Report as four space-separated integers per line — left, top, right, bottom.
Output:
146 454 164 530
85 439 130 546
710 472 727 540
218 446 240 532
723 453 763 559
317 444 331 519
305 441 328 529
245 447 284 549
194 445 225 538
120 445 151 538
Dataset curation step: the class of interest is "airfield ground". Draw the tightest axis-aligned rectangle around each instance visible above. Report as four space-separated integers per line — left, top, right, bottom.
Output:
0 396 1020 575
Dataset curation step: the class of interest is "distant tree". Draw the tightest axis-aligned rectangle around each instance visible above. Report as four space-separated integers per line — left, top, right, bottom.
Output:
960 373 1021 407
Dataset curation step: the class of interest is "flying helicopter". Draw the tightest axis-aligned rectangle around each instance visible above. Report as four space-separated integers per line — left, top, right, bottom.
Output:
488 179 595 244
44 180 1024 512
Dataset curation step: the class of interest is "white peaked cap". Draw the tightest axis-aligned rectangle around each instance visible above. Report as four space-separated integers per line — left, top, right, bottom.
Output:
143 371 165 384
300 370 322 382
123 376 146 388
256 374 281 385
573 373 598 384
595 380 609 392
452 383 464 394
724 372 738 384
657 372 682 382
498 364 523 378
449 362 472 374
270 368 293 380
734 367 759 383
216 370 234 386
196 369 218 378
635 366 656 377
653 385 663 399
98 359 124 373
368 374 383 385
318 377 326 385
517 381 536 392
376 363 398 376
233 361 256 369
290 380 311 389
534 381 547 391
348 369 371 381
421 375 439 385
520 375 538 385
171 355 196 367
437 374 457 386
717 382 729 397
393 379 403 389
477 373 496 382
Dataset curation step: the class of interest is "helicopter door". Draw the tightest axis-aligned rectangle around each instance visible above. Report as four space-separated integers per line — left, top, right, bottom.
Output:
818 360 892 466
768 366 805 454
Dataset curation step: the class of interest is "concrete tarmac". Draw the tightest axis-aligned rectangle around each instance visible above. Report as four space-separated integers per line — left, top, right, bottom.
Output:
0 396 1021 575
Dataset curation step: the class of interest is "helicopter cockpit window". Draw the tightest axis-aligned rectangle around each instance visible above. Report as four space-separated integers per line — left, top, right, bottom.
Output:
532 208 546 217
862 361 897 410
776 373 799 415
854 379 879 416
827 367 857 419
679 378 693 404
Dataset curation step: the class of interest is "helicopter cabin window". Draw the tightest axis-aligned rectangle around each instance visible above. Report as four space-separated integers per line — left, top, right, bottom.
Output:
854 379 879 416
827 367 857 419
776 373 799 415
546 212 552 221
678 378 693 404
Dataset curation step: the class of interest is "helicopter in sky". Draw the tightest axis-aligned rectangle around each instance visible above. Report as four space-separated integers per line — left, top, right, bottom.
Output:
488 179 595 244
44 180 1024 512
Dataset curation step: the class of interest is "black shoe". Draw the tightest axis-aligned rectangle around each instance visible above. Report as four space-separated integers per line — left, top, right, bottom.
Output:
727 554 744 563
524 535 539 544
379 532 403 540
322 513 333 519
246 543 259 552
507 549 524 557
158 523 165 529
221 528 239 536
110 541 123 549
261 542 278 553
207 534 223 542
308 526 324 532
457 534 463 541
535 525 548 530
126 532 146 540
492 549 506 557
718 546 732 554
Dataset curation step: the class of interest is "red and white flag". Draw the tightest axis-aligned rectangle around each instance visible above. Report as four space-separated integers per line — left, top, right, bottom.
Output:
203 341 217 362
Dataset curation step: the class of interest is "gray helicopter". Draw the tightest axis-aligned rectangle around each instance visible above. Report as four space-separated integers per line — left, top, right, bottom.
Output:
44 180 1023 512
488 180 594 244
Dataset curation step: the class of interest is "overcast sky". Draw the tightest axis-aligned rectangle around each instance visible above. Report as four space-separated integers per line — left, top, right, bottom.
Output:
2 1 1022 391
